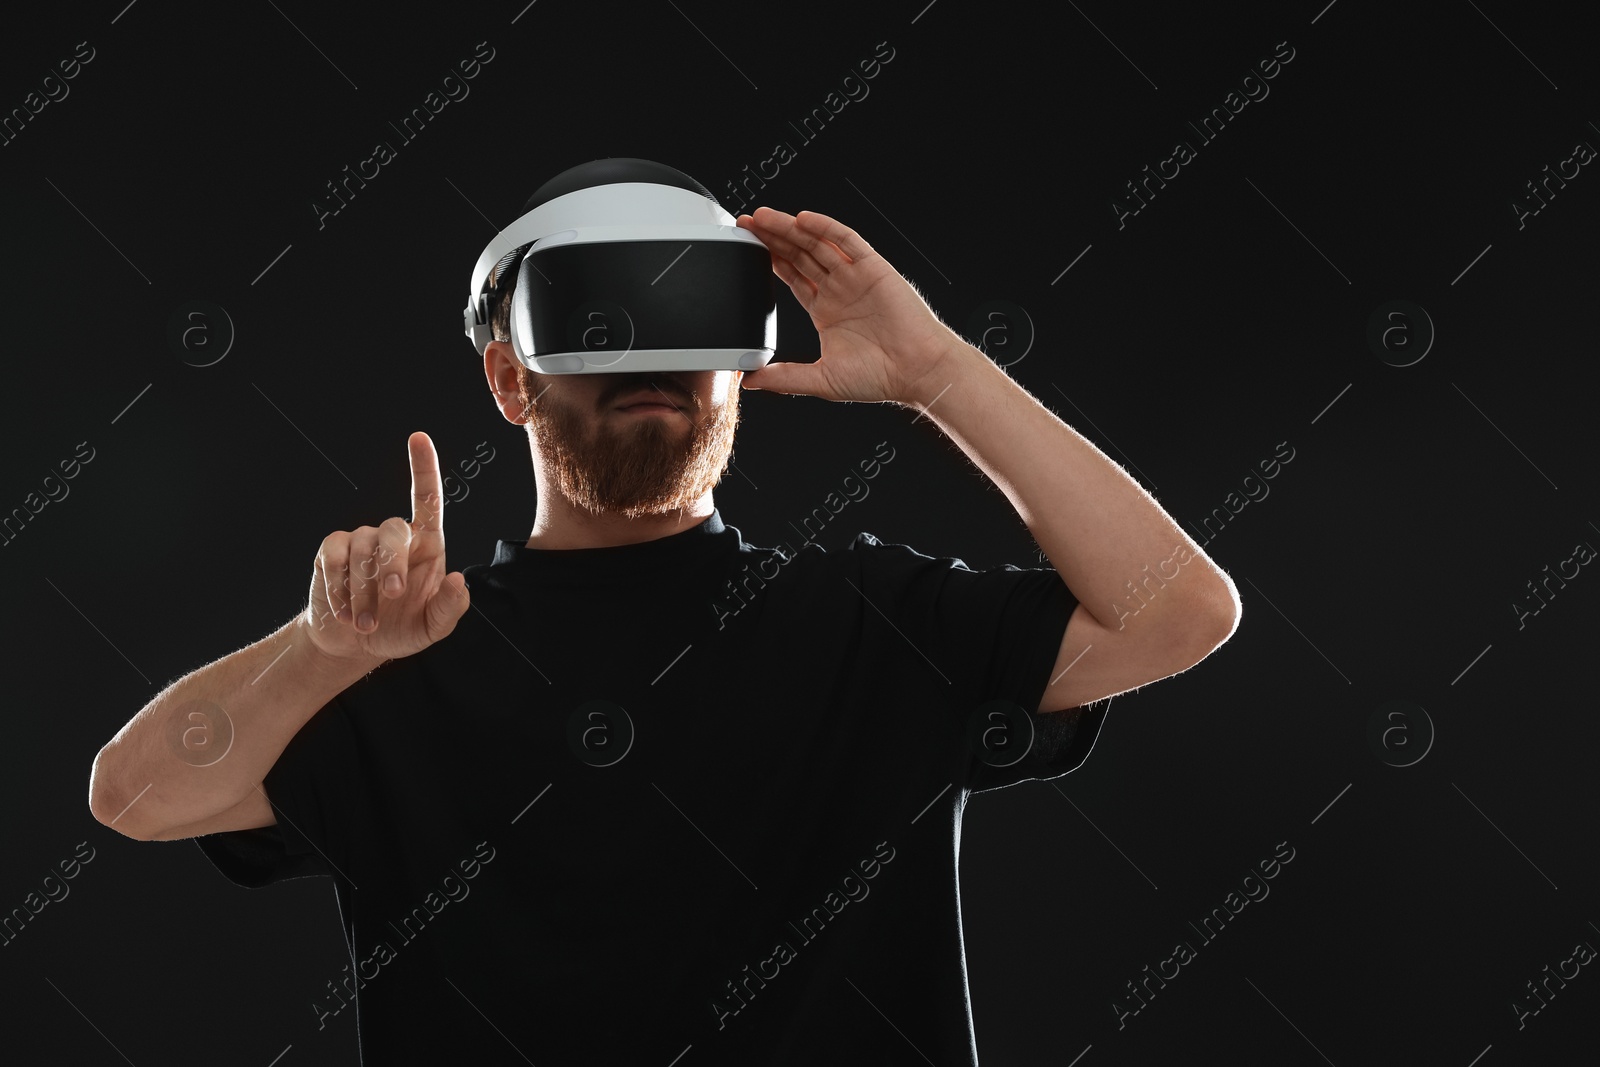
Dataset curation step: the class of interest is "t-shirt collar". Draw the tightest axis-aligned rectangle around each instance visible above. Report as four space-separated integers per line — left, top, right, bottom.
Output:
486 509 732 587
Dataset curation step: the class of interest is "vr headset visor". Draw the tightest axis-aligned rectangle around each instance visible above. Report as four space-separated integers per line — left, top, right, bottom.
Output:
464 159 777 375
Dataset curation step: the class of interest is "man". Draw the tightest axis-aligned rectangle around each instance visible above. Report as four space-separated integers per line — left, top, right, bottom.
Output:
89 187 1240 1064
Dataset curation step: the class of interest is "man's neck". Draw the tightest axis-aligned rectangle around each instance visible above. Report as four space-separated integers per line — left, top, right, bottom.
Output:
524 497 716 551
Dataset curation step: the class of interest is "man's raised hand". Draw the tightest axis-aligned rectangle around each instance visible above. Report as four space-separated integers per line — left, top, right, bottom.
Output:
303 432 471 664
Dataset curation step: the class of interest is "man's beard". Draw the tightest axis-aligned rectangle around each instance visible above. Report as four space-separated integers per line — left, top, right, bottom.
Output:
521 371 740 519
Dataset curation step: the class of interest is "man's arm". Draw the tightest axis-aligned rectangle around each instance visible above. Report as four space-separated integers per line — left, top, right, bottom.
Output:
900 341 1240 714
89 615 381 840
726 206 1239 712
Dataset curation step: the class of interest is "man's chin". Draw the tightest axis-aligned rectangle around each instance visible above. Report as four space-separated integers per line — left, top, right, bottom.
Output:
534 388 736 520
568 457 710 518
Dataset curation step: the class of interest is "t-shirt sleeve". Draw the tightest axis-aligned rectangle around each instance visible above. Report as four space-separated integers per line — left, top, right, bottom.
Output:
847 532 1109 795
192 693 364 889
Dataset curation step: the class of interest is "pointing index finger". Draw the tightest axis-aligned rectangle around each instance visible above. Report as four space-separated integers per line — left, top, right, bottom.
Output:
409 431 445 533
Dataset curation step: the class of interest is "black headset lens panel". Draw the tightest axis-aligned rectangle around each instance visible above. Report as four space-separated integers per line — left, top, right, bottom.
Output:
514 241 776 356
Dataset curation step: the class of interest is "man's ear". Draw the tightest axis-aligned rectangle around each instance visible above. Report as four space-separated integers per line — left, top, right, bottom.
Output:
484 341 529 425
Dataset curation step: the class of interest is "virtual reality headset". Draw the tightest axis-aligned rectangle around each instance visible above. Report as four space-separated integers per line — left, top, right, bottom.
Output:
463 157 777 375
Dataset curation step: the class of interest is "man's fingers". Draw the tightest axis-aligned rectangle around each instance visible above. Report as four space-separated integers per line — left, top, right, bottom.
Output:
742 211 831 281
375 516 411 598
317 530 353 622
410 431 445 534
794 210 874 262
772 210 852 273
348 527 382 633
770 255 817 308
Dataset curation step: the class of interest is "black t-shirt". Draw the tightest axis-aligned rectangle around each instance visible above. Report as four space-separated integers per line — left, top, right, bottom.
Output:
195 509 1108 1065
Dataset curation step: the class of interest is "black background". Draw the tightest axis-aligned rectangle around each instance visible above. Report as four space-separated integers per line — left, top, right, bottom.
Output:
2 0 1597 1064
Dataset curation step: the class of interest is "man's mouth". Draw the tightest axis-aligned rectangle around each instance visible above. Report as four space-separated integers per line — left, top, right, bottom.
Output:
613 386 685 411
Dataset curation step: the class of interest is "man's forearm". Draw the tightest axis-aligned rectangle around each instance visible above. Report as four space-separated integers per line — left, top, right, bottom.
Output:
89 615 382 839
901 340 1239 634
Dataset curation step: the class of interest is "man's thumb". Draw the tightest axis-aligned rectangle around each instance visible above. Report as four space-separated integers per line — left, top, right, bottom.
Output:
426 572 471 637
741 360 820 396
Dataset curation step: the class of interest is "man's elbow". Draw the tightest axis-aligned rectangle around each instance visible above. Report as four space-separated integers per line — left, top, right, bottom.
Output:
1201 573 1241 645
88 751 152 841
1175 582 1240 661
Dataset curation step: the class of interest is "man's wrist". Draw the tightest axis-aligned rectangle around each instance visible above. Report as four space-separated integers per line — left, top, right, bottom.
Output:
292 611 387 681
896 334 978 411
